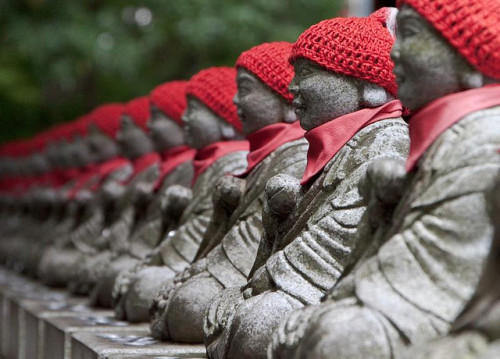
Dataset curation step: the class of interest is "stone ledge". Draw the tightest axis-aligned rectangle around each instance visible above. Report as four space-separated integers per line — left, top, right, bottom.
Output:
71 330 206 359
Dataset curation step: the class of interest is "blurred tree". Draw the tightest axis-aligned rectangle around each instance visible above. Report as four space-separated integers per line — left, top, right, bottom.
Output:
0 0 342 143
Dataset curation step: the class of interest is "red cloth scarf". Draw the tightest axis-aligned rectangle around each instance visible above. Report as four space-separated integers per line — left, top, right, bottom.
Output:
192 140 249 184
301 100 404 185
153 145 196 190
50 167 82 188
88 157 131 192
237 121 305 178
129 152 161 183
406 84 500 172
67 164 99 199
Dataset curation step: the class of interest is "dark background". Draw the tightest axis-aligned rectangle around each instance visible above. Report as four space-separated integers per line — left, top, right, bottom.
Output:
0 0 394 143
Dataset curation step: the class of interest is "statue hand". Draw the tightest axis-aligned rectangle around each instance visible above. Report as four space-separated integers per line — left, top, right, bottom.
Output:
264 174 302 222
213 175 246 215
359 158 407 206
161 185 192 223
132 182 153 208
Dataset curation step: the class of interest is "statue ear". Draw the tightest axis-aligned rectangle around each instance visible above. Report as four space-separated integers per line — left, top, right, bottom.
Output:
361 82 391 108
459 66 485 90
283 103 297 124
221 122 237 140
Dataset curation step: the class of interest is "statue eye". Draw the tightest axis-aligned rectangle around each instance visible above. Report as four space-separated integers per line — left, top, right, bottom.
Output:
399 20 419 38
239 86 250 96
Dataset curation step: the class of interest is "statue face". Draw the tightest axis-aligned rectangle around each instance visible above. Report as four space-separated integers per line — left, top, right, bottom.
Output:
234 68 287 135
289 58 361 131
87 125 119 163
182 97 227 150
391 5 470 111
117 115 155 159
148 105 186 152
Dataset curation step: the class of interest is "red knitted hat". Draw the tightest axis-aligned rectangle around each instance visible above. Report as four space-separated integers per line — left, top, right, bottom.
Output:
186 67 242 132
398 0 500 80
150 81 188 125
125 96 151 131
90 103 125 139
236 42 295 103
290 8 398 96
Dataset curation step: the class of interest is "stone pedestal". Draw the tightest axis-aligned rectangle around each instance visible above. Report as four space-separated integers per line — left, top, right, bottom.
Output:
18 297 91 359
42 313 146 359
71 330 206 359
0 270 66 359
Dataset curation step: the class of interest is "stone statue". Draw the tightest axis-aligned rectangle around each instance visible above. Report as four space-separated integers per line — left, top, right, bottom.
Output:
38 109 133 287
91 82 196 310
404 172 500 358
71 97 160 304
269 2 500 358
111 67 249 323
148 41 309 343
203 9 410 358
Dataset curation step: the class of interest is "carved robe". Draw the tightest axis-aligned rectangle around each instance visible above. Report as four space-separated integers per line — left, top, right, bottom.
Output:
114 149 248 321
152 137 309 341
270 107 500 359
204 118 409 358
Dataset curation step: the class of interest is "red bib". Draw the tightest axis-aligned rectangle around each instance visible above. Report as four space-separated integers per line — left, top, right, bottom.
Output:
237 121 305 178
301 100 403 185
128 152 161 183
406 84 500 172
153 146 196 190
192 140 249 184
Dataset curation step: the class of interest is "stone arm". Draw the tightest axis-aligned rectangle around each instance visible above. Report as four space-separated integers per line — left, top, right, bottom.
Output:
195 175 246 261
160 185 193 234
451 172 500 335
329 156 500 344
248 174 303 278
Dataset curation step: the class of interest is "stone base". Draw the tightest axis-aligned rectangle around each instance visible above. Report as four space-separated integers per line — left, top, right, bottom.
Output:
19 297 92 359
43 313 147 359
0 268 68 359
71 330 206 359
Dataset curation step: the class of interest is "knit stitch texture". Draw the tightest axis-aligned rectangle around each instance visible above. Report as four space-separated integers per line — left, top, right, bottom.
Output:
186 67 242 132
290 8 398 96
400 0 500 80
236 41 295 103
150 81 188 125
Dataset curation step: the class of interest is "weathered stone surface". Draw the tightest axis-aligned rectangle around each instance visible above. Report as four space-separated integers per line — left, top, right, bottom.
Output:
42 313 147 359
270 108 500 359
151 137 308 342
114 150 248 322
71 330 206 359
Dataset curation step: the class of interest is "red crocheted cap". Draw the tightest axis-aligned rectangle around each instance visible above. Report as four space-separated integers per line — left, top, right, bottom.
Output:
290 8 398 96
398 0 500 80
90 103 125 139
125 96 151 131
236 42 295 103
150 81 188 125
186 67 242 132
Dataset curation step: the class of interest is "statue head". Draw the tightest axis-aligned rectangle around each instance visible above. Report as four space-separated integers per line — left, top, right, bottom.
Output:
148 105 186 152
117 97 155 160
234 42 297 136
87 123 120 163
68 134 92 168
88 103 125 162
393 1 500 111
117 115 154 160
149 81 190 152
288 8 398 131
183 67 244 149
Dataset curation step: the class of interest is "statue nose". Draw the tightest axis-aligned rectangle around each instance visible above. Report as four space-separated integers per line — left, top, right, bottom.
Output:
390 41 401 62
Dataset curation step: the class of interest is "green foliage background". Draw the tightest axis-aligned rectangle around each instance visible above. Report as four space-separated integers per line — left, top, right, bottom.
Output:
0 0 342 143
